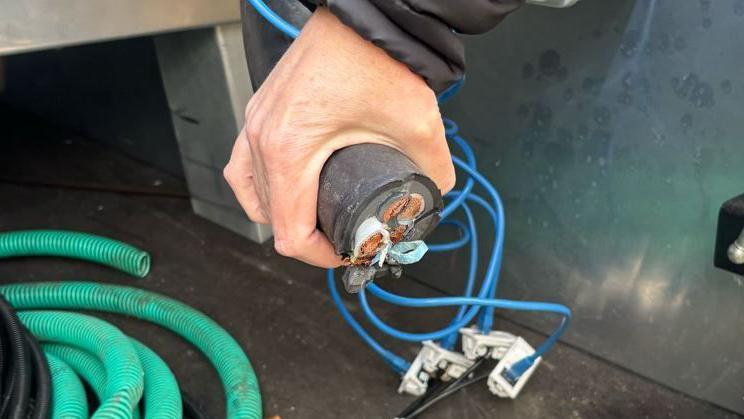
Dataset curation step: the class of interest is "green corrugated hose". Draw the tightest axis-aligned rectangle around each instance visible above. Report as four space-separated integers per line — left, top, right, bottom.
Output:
45 344 144 419
131 338 183 419
2 282 262 419
45 340 182 419
19 311 145 419
44 345 144 419
45 353 88 419
0 230 150 277
43 344 109 409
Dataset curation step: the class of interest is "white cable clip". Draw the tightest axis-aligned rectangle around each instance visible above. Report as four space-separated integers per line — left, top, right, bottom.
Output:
419 341 474 382
487 337 541 399
459 327 517 360
398 341 475 396
398 348 429 396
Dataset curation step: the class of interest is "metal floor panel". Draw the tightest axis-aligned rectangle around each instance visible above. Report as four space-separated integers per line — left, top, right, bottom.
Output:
0 0 238 56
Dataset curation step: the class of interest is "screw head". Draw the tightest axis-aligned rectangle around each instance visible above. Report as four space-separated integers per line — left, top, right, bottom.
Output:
728 242 744 265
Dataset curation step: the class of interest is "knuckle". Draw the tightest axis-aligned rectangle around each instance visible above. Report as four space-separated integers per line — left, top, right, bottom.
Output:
411 118 444 142
245 122 262 145
258 136 279 156
274 238 300 258
255 128 286 157
244 96 261 122
223 163 236 185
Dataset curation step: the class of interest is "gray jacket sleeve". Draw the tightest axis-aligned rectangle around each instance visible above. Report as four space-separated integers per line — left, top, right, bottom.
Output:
312 0 524 93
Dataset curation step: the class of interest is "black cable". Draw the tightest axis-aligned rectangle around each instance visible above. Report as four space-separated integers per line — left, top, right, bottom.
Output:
24 326 51 419
0 293 31 419
182 392 212 419
396 355 491 419
0 326 5 403
0 280 217 419
0 294 51 419
396 380 446 418
0 351 15 417
402 372 491 419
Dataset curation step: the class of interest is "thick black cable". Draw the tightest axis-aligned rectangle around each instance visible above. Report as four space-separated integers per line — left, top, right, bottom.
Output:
402 372 491 419
0 326 5 403
0 365 16 417
396 380 446 418
0 293 31 419
1 297 206 419
24 326 51 419
396 355 491 419
182 392 212 419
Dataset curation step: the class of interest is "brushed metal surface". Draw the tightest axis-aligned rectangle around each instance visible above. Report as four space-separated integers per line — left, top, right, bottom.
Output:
435 0 744 413
0 0 239 56
155 24 273 243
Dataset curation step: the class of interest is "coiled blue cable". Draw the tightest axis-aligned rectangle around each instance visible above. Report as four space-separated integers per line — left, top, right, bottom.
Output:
438 202 478 350
245 0 572 383
326 270 410 374
426 220 470 252
356 190 504 342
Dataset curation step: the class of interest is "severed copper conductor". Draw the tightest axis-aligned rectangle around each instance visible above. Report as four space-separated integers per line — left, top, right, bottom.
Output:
381 195 410 223
398 193 424 221
357 232 384 259
389 225 407 244
350 193 427 266
381 193 425 222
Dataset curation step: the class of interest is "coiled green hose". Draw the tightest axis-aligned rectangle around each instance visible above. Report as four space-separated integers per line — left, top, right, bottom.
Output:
0 230 150 277
44 344 142 419
43 344 109 406
45 340 181 419
19 311 145 419
2 282 262 419
45 353 88 419
130 338 183 419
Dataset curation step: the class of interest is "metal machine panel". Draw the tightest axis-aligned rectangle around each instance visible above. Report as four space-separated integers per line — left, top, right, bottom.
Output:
155 24 273 243
0 0 238 56
434 0 744 412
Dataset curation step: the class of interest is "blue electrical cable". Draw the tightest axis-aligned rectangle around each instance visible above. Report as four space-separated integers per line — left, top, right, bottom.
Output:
244 0 301 38
244 0 572 384
365 282 571 378
439 202 478 350
356 192 504 342
426 220 470 252
327 269 410 374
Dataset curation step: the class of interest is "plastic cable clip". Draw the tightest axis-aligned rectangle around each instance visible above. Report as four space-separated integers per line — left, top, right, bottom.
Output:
487 337 541 399
419 341 474 382
459 327 517 360
398 341 475 396
398 348 430 396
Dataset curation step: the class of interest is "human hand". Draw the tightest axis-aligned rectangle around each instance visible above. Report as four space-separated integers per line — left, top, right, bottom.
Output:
224 8 455 268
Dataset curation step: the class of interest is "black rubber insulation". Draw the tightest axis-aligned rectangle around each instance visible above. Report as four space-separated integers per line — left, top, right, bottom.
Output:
397 356 493 419
0 293 51 419
183 393 212 419
2 291 213 419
